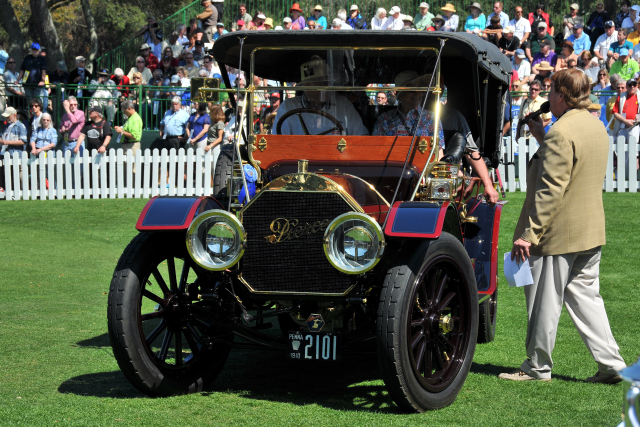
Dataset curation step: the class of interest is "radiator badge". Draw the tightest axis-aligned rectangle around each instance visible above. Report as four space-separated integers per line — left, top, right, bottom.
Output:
306 314 325 332
265 218 330 243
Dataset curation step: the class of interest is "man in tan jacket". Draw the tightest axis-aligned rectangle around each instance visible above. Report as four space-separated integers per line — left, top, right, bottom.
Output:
500 69 626 383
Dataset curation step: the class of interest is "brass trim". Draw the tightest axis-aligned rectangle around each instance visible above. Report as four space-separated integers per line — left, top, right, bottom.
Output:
337 138 346 153
418 138 430 155
237 273 358 297
258 137 267 152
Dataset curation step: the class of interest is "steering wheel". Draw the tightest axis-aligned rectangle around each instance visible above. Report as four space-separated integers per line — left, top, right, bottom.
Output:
275 108 345 136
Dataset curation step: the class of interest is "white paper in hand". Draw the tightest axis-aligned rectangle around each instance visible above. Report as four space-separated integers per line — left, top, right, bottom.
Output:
503 252 534 287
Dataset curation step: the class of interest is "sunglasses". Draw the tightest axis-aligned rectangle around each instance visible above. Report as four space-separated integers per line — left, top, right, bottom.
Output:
7 61 15 64
598 73 606 76
628 82 637 87
31 105 40 109
69 103 78 106
137 60 145 63
530 88 540 92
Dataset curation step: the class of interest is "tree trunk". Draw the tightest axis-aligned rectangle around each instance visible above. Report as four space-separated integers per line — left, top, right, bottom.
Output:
80 0 98 73
0 0 27 66
29 0 65 71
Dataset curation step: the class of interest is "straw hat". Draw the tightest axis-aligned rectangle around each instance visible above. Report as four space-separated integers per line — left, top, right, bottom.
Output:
537 61 554 71
432 14 445 24
264 17 274 27
441 3 456 13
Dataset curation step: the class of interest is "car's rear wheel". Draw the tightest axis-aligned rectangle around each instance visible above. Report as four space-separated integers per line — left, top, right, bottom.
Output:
478 288 497 343
213 145 234 199
377 233 478 412
107 232 232 396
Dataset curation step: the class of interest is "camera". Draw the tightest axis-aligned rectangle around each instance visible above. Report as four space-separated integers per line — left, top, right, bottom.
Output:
150 22 159 29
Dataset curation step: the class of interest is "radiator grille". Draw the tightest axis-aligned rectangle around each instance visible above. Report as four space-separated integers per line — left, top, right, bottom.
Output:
240 191 354 294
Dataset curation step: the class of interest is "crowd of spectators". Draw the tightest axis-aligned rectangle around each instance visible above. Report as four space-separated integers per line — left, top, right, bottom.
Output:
1 0 639 179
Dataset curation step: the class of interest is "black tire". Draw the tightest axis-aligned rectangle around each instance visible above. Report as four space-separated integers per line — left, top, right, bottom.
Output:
213 145 234 199
477 288 497 344
107 232 231 397
377 232 478 412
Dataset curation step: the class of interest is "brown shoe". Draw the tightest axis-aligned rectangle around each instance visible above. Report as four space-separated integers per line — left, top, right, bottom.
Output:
498 369 552 382
585 372 622 384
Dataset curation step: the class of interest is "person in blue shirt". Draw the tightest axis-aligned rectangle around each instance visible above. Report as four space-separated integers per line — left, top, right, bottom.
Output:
347 5 367 29
1 107 28 156
152 96 190 151
608 28 633 68
486 1 509 28
465 2 486 33
312 5 328 30
29 112 57 156
213 22 228 41
567 22 591 55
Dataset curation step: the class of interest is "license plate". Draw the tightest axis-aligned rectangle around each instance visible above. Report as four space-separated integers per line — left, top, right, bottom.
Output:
287 331 341 361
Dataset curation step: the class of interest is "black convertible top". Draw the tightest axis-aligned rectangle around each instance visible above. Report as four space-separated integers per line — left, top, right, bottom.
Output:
211 30 512 85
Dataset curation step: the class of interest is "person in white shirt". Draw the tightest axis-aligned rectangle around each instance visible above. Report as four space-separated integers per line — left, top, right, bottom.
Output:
595 21 618 64
508 6 531 43
371 8 388 30
441 3 459 31
621 5 639 29
512 49 531 80
383 6 404 30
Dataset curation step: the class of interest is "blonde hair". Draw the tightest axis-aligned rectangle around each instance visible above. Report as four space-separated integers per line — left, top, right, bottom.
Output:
376 7 387 19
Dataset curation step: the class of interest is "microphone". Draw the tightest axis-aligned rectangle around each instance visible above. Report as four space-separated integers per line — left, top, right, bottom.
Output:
520 101 550 124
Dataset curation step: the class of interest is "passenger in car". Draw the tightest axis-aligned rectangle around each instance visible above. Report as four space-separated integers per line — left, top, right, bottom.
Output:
272 56 369 135
372 71 445 156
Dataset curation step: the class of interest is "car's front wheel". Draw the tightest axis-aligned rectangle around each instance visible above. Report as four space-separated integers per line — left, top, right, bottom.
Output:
377 233 478 412
107 232 232 396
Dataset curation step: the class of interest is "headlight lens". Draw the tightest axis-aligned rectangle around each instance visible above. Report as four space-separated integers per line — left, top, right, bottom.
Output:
323 212 385 274
186 210 246 271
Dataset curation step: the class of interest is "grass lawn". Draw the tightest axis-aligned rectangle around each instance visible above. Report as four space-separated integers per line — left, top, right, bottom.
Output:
0 193 639 426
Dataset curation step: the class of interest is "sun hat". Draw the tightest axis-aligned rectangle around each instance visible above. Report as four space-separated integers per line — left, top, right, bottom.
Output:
290 2 303 13
441 3 456 13
467 2 482 13
432 14 445 23
314 5 323 11
56 60 67 71
503 26 514 33
394 70 419 86
170 75 181 83
97 68 110 76
89 106 103 115
264 17 274 27
283 17 292 23
537 61 554 71
420 2 429 8
403 15 414 23
2 107 17 117
140 43 151 50
257 13 266 19
570 3 579 10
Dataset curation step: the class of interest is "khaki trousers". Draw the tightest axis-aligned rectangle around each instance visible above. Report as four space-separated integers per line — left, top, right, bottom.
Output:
121 142 140 173
520 247 626 379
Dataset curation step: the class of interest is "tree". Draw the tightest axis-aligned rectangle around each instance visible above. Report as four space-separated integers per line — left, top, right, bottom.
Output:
0 0 27 65
30 0 65 67
79 0 98 72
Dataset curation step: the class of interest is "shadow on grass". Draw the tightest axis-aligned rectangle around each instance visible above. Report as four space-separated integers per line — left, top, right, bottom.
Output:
60 335 397 412
471 362 581 383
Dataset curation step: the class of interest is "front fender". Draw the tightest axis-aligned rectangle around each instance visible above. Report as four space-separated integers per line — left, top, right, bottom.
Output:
384 201 449 239
135 196 225 231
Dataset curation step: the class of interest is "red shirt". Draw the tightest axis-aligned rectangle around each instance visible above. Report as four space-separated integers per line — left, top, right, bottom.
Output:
612 92 639 121
145 54 159 71
111 75 131 98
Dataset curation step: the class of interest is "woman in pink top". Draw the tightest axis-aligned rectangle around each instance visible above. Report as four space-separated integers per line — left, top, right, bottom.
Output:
290 3 305 29
60 96 86 156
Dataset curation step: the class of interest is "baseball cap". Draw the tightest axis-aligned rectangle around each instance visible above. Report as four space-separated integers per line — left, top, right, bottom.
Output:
574 22 584 29
570 3 579 9
632 5 640 11
170 75 181 83
2 107 17 117
605 20 615 28
140 43 151 50
257 13 266 19
420 2 429 8
515 49 526 58
538 21 547 29
389 6 401 14
314 5 322 10
283 17 292 23
89 106 103 115
97 68 109 76
30 42 40 50
620 48 630 56
350 4 358 11
540 40 550 47
503 26 514 33
237 19 245 26
217 22 224 27
269 92 280 99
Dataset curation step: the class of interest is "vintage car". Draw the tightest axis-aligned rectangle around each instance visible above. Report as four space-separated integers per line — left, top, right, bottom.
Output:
107 31 511 412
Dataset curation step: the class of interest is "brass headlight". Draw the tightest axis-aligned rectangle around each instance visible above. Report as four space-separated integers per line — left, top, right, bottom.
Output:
186 210 246 271
323 212 385 274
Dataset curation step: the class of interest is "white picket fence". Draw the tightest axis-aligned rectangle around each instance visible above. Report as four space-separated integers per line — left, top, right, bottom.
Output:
499 136 639 192
1 148 218 201
1 136 639 201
